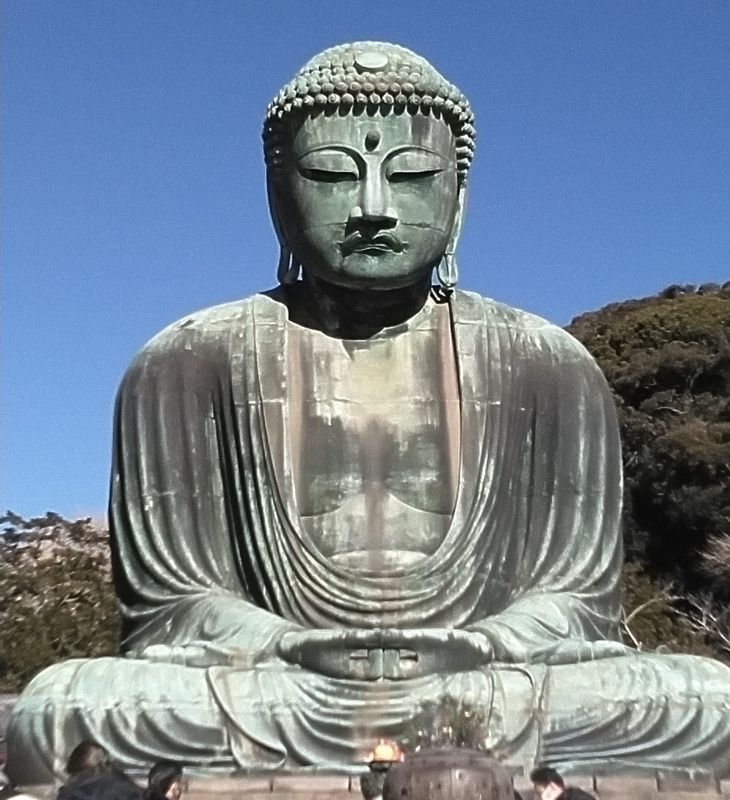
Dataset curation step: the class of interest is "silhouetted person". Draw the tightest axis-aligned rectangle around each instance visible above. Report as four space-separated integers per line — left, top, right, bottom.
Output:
144 763 184 800
530 767 594 800
65 742 110 777
57 741 142 800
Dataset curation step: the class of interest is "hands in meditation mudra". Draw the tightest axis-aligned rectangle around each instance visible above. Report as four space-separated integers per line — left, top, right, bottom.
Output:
8 41 730 782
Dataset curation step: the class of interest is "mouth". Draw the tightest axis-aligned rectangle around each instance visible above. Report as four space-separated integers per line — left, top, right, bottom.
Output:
340 232 407 257
351 242 398 254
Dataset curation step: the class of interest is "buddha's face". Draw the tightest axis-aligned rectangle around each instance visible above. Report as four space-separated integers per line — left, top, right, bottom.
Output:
271 111 460 290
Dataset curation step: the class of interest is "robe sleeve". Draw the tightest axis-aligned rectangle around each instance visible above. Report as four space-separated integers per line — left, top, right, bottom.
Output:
464 316 625 663
109 306 299 660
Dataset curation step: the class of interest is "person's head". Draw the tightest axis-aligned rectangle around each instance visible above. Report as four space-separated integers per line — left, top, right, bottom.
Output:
147 762 184 800
263 42 475 293
65 741 111 777
529 767 565 799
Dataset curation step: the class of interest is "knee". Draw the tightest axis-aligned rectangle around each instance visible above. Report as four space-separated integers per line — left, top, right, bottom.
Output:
25 657 89 690
4 661 94 784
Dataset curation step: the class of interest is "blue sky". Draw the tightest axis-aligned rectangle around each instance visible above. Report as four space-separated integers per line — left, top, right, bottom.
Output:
3 1 729 518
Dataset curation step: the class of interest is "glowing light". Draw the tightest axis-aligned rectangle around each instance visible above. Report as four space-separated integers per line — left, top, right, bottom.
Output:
368 738 403 764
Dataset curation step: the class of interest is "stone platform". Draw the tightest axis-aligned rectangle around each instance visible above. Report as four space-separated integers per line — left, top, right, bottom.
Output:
9 772 730 800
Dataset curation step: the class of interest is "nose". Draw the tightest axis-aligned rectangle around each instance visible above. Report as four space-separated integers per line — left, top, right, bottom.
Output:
349 167 397 227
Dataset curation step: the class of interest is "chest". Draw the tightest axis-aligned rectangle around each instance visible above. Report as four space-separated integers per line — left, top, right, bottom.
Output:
284 309 461 563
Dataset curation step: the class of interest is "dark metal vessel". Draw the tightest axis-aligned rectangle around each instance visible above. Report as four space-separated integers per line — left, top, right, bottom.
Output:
383 748 513 800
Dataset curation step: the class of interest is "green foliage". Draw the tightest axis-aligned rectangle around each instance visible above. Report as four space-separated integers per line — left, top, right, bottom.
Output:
568 287 730 597
0 513 120 692
569 291 730 389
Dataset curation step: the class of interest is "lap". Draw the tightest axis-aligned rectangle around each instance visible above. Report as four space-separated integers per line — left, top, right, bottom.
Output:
8 651 730 781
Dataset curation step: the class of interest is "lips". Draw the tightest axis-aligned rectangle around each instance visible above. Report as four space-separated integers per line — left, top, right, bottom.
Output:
352 242 397 253
340 231 407 256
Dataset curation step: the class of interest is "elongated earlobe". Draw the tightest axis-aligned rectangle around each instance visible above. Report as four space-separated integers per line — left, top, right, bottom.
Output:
436 186 466 290
277 246 301 285
436 252 458 289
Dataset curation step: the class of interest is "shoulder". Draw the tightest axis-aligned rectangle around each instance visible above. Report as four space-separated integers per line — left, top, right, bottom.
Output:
141 292 280 356
57 774 142 800
453 289 599 366
120 291 285 387
563 788 596 800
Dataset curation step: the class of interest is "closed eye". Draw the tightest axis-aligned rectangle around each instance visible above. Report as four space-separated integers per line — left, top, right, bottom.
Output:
299 167 358 183
297 150 360 182
385 149 449 182
388 168 444 183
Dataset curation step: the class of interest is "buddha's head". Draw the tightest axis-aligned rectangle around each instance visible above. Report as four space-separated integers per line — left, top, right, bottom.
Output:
263 42 475 292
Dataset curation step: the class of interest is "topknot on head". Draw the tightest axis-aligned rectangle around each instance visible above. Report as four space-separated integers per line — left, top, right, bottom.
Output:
263 41 476 185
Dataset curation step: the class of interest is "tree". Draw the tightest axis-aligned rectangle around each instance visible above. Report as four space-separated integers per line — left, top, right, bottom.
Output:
0 513 120 692
568 284 730 600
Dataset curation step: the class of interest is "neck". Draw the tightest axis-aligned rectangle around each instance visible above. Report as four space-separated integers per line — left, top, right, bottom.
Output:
288 271 435 338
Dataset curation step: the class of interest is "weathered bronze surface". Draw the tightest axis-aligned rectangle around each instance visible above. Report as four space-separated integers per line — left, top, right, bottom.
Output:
7 41 730 782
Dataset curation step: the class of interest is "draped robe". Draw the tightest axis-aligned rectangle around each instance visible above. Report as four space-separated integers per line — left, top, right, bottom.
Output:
7 289 730 781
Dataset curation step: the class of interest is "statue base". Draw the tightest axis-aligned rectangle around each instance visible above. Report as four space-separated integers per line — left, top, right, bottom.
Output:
9 769 730 800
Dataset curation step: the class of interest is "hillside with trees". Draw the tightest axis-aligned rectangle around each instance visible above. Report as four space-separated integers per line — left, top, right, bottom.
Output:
568 282 730 659
568 283 730 595
1 283 728 692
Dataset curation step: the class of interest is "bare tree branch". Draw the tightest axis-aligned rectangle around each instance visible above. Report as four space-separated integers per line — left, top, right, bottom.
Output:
620 607 642 649
679 594 730 657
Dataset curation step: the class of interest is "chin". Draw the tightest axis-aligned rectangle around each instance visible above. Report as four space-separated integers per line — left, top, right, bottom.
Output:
328 273 429 292
310 260 433 292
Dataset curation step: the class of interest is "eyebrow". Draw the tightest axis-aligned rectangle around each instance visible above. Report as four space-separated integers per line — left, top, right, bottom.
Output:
296 144 359 156
384 144 450 161
295 144 364 170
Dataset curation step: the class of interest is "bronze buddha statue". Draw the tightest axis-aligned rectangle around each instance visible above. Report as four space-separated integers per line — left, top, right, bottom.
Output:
8 41 730 782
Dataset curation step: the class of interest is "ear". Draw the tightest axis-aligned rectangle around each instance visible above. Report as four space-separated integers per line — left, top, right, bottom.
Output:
266 170 289 252
447 185 467 255
267 170 301 284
